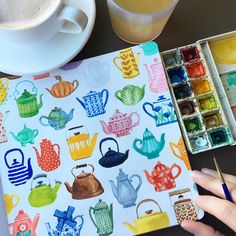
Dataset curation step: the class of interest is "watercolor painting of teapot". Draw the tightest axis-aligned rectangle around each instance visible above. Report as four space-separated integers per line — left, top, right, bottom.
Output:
4 148 33 186
4 194 20 216
28 174 61 207
143 95 177 127
123 199 170 235
133 128 165 159
76 89 109 117
9 210 40 236
40 107 74 130
65 164 104 200
169 136 190 170
100 109 140 137
14 80 43 118
110 169 142 208
33 139 61 172
89 199 113 236
0 110 9 144
10 124 38 147
46 76 79 98
113 48 140 79
99 137 129 168
115 85 145 105
144 161 182 192
0 77 8 104
46 206 84 236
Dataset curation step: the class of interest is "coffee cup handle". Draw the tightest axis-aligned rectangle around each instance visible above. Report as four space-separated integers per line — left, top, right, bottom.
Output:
58 6 88 34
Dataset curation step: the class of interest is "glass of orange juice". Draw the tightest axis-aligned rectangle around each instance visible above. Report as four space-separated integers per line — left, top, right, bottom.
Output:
106 0 179 44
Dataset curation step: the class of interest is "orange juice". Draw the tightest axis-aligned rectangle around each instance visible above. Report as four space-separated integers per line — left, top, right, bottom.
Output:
107 0 178 43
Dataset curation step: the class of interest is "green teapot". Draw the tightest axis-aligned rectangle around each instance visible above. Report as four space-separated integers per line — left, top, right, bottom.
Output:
10 124 39 147
14 80 43 118
115 85 145 105
28 174 61 208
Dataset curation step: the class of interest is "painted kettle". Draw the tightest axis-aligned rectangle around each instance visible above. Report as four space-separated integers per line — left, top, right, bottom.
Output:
89 199 113 236
133 128 165 159
14 80 43 118
110 169 142 208
99 137 129 168
123 199 170 235
9 210 40 236
39 107 74 130
65 164 104 200
76 89 109 117
4 148 33 186
28 174 61 207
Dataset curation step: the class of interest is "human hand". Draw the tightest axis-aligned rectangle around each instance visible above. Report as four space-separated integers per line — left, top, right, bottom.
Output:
181 168 236 236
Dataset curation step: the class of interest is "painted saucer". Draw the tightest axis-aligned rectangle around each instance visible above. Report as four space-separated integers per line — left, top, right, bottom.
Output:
0 0 96 75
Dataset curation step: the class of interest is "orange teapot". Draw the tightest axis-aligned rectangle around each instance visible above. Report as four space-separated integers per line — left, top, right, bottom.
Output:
144 161 182 192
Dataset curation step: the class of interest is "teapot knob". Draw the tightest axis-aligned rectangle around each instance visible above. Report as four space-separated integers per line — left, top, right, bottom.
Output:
145 210 153 215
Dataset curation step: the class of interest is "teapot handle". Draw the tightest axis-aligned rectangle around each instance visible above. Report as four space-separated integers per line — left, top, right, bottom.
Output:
66 125 89 140
99 137 119 156
33 129 39 137
31 174 51 190
113 57 122 72
130 174 142 193
1 78 8 89
136 199 163 219
170 163 182 179
130 112 140 128
74 215 84 228
89 207 99 230
14 80 38 99
4 148 24 169
72 80 79 92
53 144 60 157
142 102 156 119
39 116 50 126
101 89 109 108
71 164 94 177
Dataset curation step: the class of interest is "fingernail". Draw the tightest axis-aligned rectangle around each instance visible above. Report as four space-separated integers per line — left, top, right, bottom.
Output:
201 168 216 175
191 170 205 179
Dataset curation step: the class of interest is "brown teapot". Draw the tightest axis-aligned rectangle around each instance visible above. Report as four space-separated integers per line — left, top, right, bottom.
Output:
64 164 104 200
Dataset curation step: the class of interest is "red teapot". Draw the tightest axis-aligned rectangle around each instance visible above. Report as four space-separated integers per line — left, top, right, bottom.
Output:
144 161 182 192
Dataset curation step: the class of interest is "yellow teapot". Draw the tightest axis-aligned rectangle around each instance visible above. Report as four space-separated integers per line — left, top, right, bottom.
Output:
123 199 170 235
4 194 20 216
0 78 8 104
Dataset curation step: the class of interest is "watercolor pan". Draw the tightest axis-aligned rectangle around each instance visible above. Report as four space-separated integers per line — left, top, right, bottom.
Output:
203 113 223 129
178 100 196 116
185 61 206 78
184 116 202 133
173 83 192 100
167 66 187 84
180 46 200 63
191 80 211 95
162 50 181 67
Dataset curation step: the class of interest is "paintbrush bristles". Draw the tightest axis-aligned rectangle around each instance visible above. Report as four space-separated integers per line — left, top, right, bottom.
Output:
213 156 225 184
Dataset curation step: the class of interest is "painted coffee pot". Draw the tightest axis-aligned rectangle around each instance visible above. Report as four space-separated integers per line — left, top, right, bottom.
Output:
144 161 182 192
10 124 39 147
39 107 74 130
28 174 61 207
65 164 104 200
133 128 165 159
4 148 33 186
33 139 61 172
0 110 9 144
109 169 142 208
9 210 40 236
100 109 140 137
0 77 8 104
76 89 109 117
14 80 43 118
99 137 129 168
89 199 113 236
46 76 79 98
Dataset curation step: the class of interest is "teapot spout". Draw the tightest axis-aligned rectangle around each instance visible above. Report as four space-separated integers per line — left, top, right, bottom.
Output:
135 52 141 66
46 88 53 96
38 94 43 109
123 222 137 234
68 108 75 121
10 131 19 142
76 97 86 110
144 170 153 185
91 133 98 152
64 182 73 194
109 180 118 199
100 120 111 134
33 146 41 164
53 181 61 194
31 213 40 231
45 222 54 235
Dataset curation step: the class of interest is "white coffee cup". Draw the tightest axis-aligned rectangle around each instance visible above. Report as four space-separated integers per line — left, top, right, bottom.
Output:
0 0 88 45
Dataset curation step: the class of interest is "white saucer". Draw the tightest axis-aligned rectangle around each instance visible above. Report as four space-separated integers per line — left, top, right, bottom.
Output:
0 0 96 75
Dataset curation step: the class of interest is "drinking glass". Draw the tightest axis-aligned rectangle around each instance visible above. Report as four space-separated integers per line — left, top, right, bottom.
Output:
106 0 179 44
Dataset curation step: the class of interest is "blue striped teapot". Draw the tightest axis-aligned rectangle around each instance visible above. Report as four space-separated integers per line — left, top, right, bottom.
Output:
4 148 33 186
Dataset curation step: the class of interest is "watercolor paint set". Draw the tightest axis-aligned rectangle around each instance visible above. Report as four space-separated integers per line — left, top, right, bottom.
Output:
161 30 236 154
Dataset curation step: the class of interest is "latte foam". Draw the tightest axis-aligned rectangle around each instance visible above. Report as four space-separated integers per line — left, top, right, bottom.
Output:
0 0 59 29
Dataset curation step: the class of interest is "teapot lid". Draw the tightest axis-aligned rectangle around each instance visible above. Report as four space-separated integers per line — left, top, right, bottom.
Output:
117 169 128 181
77 171 90 178
14 210 30 222
86 91 97 97
103 147 117 158
154 95 170 103
18 89 35 104
143 128 155 139
94 199 108 210
110 109 126 121
49 107 63 117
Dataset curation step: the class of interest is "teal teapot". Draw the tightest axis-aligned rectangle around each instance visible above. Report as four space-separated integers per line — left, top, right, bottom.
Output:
109 169 142 208
10 124 39 146
115 85 145 105
133 128 165 159
89 199 113 236
39 107 74 130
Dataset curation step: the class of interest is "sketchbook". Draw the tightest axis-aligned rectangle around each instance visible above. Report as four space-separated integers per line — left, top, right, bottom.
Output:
0 42 203 236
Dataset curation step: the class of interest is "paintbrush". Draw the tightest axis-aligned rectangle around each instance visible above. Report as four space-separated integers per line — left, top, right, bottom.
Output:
213 156 233 203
